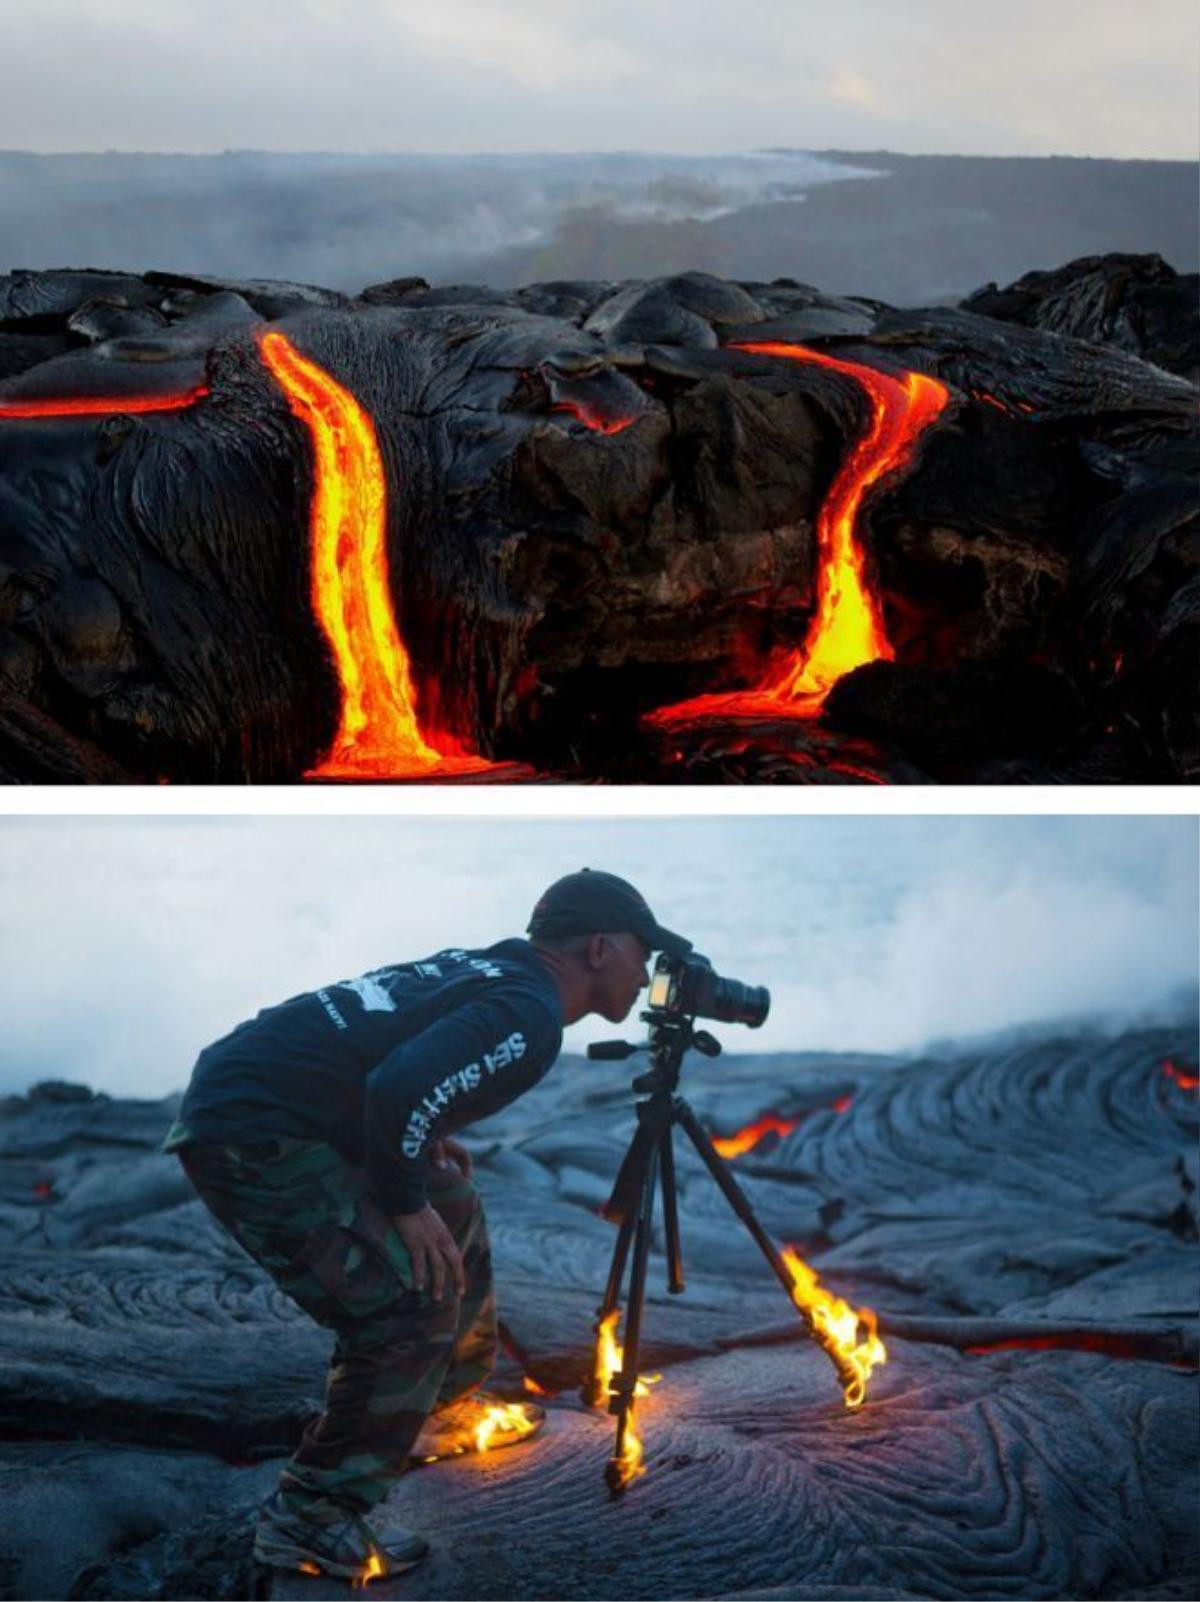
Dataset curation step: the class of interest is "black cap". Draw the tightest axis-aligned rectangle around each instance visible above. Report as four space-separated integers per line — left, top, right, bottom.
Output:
528 870 692 958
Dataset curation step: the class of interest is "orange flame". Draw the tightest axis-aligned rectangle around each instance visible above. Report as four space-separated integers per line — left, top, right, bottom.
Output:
711 1113 799 1159
473 1401 540 1453
647 343 950 727
523 1375 550 1396
1163 1058 1200 1092
591 1310 660 1488
257 329 495 780
0 385 209 419
591 1310 659 1403
352 1552 386 1587
297 1561 321 1577
780 1245 886 1407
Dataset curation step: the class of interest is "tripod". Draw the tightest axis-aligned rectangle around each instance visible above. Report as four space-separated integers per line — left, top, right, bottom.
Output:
584 1008 863 1494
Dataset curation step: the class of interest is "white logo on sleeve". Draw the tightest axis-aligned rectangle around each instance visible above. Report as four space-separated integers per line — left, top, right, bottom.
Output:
400 1031 527 1157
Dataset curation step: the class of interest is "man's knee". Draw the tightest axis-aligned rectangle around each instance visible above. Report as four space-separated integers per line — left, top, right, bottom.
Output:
427 1166 485 1244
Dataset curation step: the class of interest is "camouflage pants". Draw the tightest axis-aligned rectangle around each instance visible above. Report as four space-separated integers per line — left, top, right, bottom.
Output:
177 1136 496 1521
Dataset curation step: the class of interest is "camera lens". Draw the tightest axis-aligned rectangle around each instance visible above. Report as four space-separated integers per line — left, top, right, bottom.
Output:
704 976 770 1028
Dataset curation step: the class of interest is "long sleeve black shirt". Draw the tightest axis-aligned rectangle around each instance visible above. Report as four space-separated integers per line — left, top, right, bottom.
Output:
173 939 563 1214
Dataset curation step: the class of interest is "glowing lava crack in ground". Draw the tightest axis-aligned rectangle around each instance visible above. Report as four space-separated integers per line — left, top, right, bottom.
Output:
0 386 210 419
258 330 496 780
646 341 951 726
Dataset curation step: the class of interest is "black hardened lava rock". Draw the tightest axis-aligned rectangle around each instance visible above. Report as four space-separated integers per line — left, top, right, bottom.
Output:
0 261 1195 783
963 253 1200 384
1 1023 1196 1599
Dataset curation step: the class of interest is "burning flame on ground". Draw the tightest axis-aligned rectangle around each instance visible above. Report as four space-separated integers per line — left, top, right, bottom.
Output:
1163 1058 1200 1092
591 1310 660 1488
473 1401 540 1453
257 330 496 781
0 385 210 419
780 1246 886 1408
647 343 950 727
353 1552 386 1587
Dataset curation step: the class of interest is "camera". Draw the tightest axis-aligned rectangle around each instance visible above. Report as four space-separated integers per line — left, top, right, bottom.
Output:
645 952 769 1029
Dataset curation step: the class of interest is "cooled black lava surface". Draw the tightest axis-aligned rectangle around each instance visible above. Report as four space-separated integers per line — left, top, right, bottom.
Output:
0 257 1195 783
0 1024 1196 1599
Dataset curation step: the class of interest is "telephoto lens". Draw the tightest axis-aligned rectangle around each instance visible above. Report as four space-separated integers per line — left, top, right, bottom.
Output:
648 953 770 1027
695 968 770 1028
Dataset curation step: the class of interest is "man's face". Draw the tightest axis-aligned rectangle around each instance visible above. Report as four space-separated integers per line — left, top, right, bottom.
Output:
590 931 651 1023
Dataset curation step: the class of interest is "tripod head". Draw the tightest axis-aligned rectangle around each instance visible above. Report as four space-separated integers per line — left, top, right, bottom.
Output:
588 1007 722 1094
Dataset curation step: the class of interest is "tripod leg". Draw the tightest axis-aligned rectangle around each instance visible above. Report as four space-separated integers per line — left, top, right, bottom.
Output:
675 1099 805 1304
581 1216 635 1406
658 1125 684 1295
677 1100 868 1400
606 1144 658 1494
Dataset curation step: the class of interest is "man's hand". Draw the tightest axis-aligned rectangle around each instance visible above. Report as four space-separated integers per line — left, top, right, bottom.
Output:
430 1136 474 1179
393 1205 465 1301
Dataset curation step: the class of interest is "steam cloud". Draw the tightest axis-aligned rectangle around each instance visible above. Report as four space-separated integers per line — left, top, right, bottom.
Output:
0 150 874 292
0 816 1193 1098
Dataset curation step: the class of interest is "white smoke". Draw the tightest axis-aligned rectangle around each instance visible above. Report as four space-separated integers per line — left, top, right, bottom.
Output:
0 815 1194 1098
0 149 876 290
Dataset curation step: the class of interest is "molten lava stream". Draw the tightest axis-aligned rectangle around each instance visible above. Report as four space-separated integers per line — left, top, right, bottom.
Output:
1163 1058 1199 1092
0 385 210 419
258 330 496 780
711 1112 800 1159
646 342 949 727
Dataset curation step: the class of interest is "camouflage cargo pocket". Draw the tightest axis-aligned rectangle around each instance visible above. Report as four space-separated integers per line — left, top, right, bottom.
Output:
288 1193 417 1321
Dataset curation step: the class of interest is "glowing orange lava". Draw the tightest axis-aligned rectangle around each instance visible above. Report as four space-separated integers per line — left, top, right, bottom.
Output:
712 1113 799 1158
552 399 636 434
258 329 496 780
1163 1058 1199 1092
780 1245 886 1407
0 385 209 419
647 342 950 727
965 1332 1154 1361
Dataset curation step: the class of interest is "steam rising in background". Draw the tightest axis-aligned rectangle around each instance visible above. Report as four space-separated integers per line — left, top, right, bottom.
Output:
2 1 1196 304
0 150 876 292
0 815 1194 1098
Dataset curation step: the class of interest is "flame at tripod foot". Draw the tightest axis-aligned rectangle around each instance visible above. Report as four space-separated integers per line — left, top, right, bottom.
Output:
591 1310 660 1489
781 1246 886 1406
609 1408 648 1492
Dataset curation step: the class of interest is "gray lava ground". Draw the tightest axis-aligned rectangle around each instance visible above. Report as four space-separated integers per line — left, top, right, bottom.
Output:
1 1022 1196 1599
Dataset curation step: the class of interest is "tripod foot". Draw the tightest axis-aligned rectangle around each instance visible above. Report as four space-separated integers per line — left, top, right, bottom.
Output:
580 1377 607 1409
604 1458 630 1497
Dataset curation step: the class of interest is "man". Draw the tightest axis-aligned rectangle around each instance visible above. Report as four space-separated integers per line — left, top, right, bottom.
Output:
165 869 690 1581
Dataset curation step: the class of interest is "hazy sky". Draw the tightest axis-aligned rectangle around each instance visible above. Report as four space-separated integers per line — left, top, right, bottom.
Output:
0 814 1194 1099
1 0 1195 159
